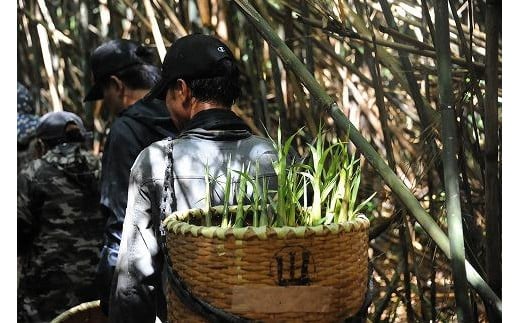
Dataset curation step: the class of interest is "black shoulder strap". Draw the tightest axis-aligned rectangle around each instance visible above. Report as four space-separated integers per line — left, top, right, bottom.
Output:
159 137 175 227
159 138 253 323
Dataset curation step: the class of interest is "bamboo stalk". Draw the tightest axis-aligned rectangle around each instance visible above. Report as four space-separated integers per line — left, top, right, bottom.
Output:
427 176 438 322
57 57 66 110
269 46 288 133
377 0 488 43
251 29 270 132
484 0 501 321
329 4 438 120
433 1 473 321
403 214 430 321
378 1 445 218
119 0 153 32
378 0 436 143
177 0 190 32
453 88 485 275
457 146 485 273
420 0 436 46
468 0 474 62
77 1 88 67
356 0 491 56
196 0 211 27
18 0 32 46
154 0 187 37
242 24 267 135
295 9 486 73
18 2 41 103
252 0 288 136
372 260 421 320
355 38 485 73
312 39 421 124
394 11 492 56
37 0 72 45
363 1 403 243
282 5 296 123
301 0 317 117
222 0 237 43
399 219 415 323
213 0 226 38
288 14 434 124
448 0 486 112
143 0 166 60
378 24 434 50
365 21 396 177
20 7 73 46
231 0 501 317
35 7 62 112
288 70 317 137
364 7 429 316
98 0 110 38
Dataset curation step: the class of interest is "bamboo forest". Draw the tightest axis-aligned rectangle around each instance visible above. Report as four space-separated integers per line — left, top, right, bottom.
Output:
16 0 502 322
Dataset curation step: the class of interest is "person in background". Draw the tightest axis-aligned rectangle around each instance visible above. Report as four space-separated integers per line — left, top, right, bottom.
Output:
109 34 278 323
17 82 40 173
83 39 177 315
17 111 104 322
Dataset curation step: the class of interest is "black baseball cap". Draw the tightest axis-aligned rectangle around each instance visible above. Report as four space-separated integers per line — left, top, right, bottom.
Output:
36 111 91 142
144 34 235 102
84 39 155 102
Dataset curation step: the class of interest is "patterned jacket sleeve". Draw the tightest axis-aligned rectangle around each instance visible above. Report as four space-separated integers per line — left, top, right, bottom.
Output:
97 120 143 313
109 148 165 323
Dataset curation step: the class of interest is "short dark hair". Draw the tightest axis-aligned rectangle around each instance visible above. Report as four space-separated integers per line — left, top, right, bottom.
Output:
173 58 240 108
101 64 161 91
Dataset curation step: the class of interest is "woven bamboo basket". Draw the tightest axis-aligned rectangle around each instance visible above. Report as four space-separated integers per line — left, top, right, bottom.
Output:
50 300 108 323
163 206 370 322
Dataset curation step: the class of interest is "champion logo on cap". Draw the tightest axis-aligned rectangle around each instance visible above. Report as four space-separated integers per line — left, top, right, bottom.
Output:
217 46 225 53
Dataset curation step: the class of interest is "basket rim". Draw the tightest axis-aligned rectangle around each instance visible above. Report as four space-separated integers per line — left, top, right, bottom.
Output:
163 206 370 241
50 300 102 323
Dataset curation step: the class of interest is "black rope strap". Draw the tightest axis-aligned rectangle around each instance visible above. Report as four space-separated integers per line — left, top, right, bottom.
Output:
159 138 253 323
163 256 253 323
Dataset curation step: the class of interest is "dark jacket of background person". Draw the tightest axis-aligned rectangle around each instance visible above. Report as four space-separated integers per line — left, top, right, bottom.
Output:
109 110 278 323
96 97 176 310
17 112 104 323
83 39 178 315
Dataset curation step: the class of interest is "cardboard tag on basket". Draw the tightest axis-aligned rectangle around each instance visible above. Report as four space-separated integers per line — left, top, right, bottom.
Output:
231 286 333 313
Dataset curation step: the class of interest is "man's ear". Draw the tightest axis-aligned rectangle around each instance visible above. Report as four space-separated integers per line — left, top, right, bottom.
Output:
109 75 125 95
177 79 191 104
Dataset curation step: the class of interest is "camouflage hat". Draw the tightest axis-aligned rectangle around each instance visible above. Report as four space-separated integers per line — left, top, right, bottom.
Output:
36 111 89 142
17 82 35 114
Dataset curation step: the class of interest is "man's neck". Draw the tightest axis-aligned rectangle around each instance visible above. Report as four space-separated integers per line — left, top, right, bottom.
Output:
190 101 226 118
121 89 151 111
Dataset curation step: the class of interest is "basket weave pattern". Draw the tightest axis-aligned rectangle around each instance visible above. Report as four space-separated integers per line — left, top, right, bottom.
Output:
164 211 369 322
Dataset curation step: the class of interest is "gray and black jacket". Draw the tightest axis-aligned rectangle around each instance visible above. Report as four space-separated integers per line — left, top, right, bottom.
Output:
109 109 278 323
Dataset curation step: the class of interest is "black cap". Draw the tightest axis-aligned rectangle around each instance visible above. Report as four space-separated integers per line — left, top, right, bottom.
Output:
144 34 234 102
36 111 90 142
84 39 156 102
